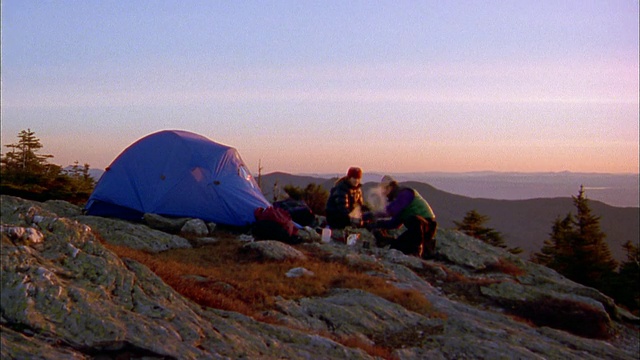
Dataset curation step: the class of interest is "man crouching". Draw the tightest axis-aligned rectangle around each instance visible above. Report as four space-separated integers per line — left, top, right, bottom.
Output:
367 175 437 259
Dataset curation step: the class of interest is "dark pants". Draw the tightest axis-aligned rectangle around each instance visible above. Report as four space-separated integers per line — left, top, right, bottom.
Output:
326 212 350 230
390 216 437 258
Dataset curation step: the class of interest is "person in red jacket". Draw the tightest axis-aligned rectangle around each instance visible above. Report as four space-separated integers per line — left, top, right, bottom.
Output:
325 167 364 229
369 175 437 258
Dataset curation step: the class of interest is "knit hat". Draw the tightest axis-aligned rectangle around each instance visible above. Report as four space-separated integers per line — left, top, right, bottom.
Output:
380 175 395 187
347 167 363 179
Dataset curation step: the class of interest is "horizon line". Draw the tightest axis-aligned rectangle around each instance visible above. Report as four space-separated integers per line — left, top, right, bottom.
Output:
285 170 640 176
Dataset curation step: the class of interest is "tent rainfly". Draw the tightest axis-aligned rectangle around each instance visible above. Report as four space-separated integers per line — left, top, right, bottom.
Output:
84 130 270 226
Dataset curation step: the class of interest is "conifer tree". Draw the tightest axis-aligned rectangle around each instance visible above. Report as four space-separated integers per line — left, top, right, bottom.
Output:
282 183 328 216
1 129 55 184
572 185 618 286
615 240 640 312
65 161 96 194
532 186 617 289
1 129 95 204
454 209 523 254
531 214 574 269
302 183 329 216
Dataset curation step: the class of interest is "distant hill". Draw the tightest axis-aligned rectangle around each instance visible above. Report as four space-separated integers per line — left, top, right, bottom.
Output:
260 172 639 264
88 168 105 181
64 167 106 182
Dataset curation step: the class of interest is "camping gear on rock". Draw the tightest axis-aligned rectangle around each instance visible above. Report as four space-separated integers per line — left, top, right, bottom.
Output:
346 233 359 246
273 198 315 226
252 206 303 244
84 130 270 227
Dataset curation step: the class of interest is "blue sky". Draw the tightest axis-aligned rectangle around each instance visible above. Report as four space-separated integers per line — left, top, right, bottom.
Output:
2 1 638 175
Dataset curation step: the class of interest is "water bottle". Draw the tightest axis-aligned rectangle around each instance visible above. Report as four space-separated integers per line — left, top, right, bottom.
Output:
321 227 332 243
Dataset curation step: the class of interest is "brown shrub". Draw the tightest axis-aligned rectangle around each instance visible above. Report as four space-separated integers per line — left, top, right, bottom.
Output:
484 258 526 276
337 335 397 360
507 296 613 339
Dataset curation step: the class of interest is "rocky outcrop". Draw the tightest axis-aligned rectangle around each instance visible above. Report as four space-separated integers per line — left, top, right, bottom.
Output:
1 195 638 359
241 240 308 261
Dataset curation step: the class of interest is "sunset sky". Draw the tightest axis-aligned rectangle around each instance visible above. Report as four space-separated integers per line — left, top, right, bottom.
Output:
2 1 638 175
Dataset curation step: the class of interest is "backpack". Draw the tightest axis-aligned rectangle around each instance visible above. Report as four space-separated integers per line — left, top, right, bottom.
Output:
252 206 302 244
273 199 315 227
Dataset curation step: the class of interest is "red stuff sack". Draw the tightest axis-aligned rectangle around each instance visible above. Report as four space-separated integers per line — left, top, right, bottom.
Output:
252 206 301 244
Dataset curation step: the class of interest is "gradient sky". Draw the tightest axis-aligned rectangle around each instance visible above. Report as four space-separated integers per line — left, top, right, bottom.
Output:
2 1 638 175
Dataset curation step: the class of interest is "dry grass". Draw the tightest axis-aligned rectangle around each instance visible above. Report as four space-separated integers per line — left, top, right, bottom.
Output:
484 258 526 276
102 233 434 319
337 335 397 360
443 268 499 287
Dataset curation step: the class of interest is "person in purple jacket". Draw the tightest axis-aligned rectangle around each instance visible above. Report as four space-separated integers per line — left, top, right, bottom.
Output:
369 175 438 258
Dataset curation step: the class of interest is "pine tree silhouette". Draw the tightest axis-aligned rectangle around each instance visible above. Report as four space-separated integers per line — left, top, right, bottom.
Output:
455 209 523 254
533 186 617 289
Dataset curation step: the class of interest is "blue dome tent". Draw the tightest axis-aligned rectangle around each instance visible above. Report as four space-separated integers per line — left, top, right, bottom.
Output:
85 130 270 227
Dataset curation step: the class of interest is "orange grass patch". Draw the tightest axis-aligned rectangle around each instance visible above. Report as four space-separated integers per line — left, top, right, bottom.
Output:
103 237 433 319
484 258 526 276
337 335 397 360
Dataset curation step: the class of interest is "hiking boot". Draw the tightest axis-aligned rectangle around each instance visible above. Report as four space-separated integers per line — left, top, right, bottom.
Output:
422 237 436 259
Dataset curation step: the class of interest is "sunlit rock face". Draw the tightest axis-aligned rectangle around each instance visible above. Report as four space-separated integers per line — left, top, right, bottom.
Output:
1 195 638 360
